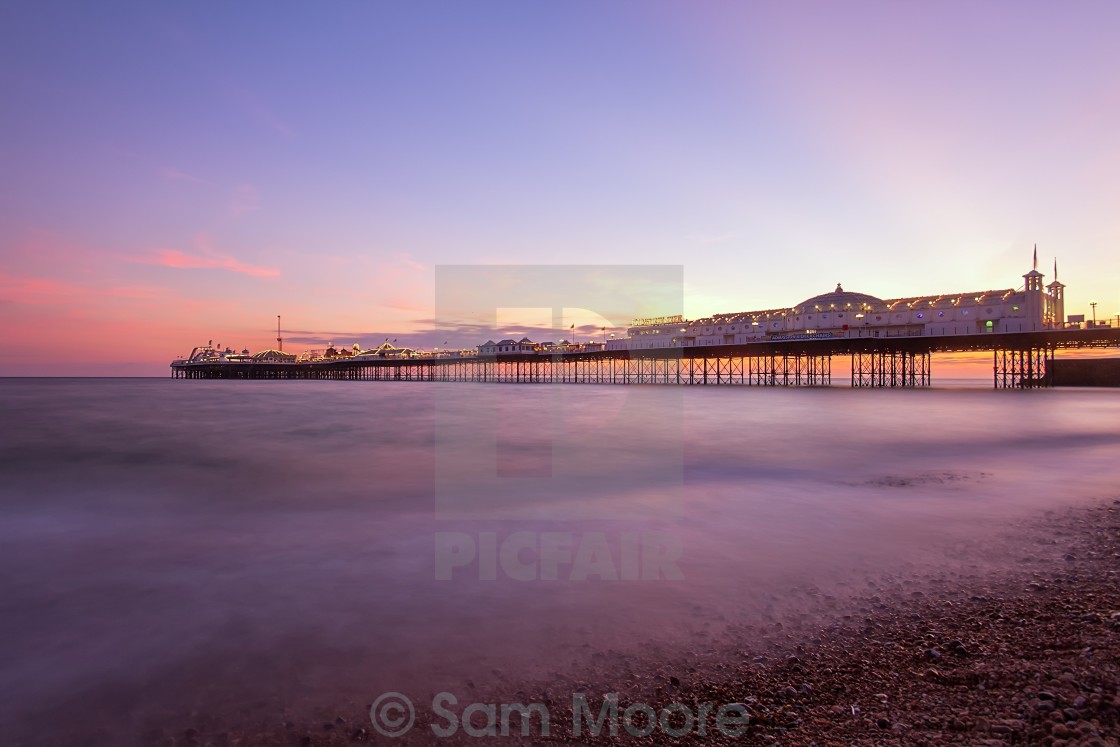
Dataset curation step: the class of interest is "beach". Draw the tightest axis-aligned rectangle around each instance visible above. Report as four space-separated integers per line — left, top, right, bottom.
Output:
172 501 1120 746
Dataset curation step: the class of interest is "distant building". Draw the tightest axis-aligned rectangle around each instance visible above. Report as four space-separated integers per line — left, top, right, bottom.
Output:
323 342 360 359
478 337 537 355
353 342 415 359
622 248 1068 349
251 349 297 362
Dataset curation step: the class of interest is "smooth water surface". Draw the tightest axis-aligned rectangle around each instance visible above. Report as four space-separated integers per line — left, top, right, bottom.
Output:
2 378 1118 742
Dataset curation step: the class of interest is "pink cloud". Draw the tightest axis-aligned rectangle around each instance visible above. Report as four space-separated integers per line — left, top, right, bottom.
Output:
105 284 167 300
0 272 73 301
0 271 169 304
145 248 279 278
385 299 433 314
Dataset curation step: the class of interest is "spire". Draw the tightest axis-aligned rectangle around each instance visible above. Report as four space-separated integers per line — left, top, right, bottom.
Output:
1033 243 1038 271
1053 257 1058 281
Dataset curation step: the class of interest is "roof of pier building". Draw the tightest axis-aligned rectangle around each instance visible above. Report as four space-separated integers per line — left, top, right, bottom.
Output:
355 342 414 357
250 349 296 361
881 288 1020 311
634 283 1035 332
796 284 886 312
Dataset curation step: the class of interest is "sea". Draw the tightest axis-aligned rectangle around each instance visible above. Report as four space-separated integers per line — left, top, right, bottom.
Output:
1 378 1118 744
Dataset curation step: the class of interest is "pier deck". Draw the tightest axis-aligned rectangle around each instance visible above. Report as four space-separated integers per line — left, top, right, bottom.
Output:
172 328 1120 388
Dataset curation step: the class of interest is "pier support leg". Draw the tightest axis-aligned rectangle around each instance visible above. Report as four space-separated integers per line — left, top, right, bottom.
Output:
852 351 931 388
993 346 1054 388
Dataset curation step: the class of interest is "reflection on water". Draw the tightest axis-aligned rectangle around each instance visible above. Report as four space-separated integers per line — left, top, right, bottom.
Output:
1 379 1118 743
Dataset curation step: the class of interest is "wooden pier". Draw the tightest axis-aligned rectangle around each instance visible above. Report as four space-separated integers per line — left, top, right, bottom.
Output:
172 328 1120 389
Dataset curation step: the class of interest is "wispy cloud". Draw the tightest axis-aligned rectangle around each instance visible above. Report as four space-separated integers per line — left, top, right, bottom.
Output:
225 83 294 138
0 271 168 304
0 272 72 301
397 254 426 272
228 184 259 217
385 299 433 314
135 236 279 278
100 284 167 300
160 167 206 185
146 249 278 278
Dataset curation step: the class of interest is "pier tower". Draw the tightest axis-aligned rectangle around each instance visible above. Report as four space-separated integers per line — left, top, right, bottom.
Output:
1023 245 1046 332
1047 259 1065 329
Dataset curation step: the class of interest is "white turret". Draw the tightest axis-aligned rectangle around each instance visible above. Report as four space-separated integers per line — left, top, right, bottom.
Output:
1046 258 1065 329
1023 244 1046 331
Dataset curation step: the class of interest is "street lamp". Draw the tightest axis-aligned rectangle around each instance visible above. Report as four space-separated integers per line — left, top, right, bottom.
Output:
1090 301 1097 326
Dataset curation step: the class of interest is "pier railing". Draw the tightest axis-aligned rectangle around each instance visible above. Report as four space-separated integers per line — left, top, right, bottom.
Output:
172 328 1120 388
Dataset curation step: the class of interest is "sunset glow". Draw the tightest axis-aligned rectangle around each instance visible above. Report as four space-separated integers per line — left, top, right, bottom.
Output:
2 2 1118 375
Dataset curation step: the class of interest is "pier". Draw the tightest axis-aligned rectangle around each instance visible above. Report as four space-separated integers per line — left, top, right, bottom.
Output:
172 328 1120 388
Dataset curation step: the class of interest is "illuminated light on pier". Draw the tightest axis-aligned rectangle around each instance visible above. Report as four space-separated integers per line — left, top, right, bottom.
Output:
171 253 1118 388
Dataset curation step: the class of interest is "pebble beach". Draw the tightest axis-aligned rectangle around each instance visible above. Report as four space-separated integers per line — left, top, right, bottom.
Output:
146 499 1120 747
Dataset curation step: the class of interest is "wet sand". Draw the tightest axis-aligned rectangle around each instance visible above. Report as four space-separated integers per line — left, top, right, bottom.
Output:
119 499 1120 746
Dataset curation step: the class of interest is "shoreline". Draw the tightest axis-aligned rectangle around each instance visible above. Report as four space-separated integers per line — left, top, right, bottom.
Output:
212 500 1120 746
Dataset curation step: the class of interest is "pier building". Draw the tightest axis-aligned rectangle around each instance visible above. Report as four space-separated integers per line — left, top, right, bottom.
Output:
614 249 1068 352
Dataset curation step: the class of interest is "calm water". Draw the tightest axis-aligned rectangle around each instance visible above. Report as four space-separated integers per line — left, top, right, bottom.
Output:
2 378 1119 743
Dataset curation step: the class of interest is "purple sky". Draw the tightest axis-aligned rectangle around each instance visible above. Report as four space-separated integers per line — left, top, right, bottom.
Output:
2 1 1118 374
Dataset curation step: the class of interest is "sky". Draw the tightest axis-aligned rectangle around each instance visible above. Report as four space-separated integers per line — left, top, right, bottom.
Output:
1 1 1118 375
